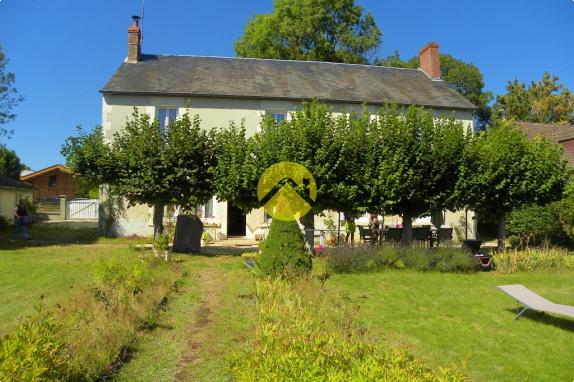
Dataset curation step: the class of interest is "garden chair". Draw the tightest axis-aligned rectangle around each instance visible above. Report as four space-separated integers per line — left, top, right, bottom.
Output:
436 227 453 245
497 284 574 320
413 226 431 246
386 227 403 243
358 226 374 244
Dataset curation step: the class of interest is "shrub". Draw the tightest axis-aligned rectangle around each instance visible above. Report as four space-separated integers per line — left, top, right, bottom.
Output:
258 219 311 277
324 245 477 274
492 248 573 273
0 216 10 231
230 278 464 381
507 204 567 247
0 306 75 381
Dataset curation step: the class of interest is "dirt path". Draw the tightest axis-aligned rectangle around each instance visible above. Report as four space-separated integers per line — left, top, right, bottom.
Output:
173 267 227 381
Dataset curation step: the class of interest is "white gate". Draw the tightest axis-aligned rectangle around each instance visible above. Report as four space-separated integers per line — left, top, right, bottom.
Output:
67 199 99 220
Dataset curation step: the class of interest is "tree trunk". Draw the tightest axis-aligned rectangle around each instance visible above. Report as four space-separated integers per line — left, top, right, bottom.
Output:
430 208 444 229
300 212 315 251
153 203 165 240
402 214 413 245
497 212 506 252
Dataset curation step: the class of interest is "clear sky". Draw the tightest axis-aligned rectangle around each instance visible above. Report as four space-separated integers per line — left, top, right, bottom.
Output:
0 0 573 170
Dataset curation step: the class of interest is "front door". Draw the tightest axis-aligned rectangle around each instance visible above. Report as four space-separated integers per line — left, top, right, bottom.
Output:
227 203 246 236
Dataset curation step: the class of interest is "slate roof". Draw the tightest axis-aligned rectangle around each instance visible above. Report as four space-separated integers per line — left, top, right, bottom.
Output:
0 175 35 190
515 122 574 143
101 55 475 110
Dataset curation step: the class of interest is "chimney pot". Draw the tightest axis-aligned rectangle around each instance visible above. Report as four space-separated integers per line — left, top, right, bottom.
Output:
127 15 141 63
419 42 440 80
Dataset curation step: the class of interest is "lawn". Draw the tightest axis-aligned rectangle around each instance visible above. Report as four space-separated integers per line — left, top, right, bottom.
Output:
1 224 573 381
325 269 574 382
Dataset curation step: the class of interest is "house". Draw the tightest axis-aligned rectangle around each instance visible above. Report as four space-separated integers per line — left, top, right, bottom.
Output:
0 176 34 222
20 164 80 202
515 122 574 168
100 16 477 238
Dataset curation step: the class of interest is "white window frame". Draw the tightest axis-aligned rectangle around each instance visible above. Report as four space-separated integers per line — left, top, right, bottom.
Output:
157 107 178 131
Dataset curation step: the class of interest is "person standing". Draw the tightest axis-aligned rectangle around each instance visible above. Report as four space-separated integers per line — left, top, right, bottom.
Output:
12 199 31 241
344 214 356 245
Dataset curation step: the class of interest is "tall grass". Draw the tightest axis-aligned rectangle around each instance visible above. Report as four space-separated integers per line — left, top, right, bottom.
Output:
230 277 465 381
0 253 183 381
493 248 573 273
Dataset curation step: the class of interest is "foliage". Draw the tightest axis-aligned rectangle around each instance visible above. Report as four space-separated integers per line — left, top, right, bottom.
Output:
493 72 574 124
556 191 574 241
492 248 573 274
0 145 25 179
235 0 381 64
323 245 477 274
371 106 467 241
0 306 74 382
506 203 567 247
258 219 311 277
230 278 464 381
94 256 151 296
153 233 170 251
455 121 569 246
0 45 24 136
376 51 493 127
62 109 217 237
0 216 9 231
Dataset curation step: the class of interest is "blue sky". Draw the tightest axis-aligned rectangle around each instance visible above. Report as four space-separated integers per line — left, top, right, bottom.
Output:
0 0 573 170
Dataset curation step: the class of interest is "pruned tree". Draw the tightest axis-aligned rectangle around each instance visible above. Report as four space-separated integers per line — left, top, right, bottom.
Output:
454 122 569 250
235 0 381 64
371 106 468 243
62 109 216 238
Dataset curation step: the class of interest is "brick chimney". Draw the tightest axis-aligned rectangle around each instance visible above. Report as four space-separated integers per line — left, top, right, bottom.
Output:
419 42 440 80
127 15 141 63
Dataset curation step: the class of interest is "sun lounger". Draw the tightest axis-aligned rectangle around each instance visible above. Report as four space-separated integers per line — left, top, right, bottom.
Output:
497 284 574 320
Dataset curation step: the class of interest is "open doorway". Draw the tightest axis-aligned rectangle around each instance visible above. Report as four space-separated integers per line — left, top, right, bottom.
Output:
227 202 246 236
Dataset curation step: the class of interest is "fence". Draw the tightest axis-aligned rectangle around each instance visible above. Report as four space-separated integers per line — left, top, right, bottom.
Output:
67 198 99 220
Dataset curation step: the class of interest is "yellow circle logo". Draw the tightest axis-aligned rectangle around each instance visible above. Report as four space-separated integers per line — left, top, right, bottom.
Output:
257 161 317 221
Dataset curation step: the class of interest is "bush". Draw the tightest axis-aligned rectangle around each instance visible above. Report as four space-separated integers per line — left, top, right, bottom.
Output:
258 219 311 277
324 245 477 274
0 216 10 231
230 278 464 381
0 306 76 381
492 248 573 273
507 204 567 247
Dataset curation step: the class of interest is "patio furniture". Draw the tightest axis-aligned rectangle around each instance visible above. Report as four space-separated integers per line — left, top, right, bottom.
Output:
436 227 453 245
358 225 374 244
497 284 574 320
462 239 492 270
386 227 403 243
413 226 431 245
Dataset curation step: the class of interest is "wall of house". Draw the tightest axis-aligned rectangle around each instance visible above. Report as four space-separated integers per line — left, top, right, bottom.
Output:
25 170 80 202
0 189 34 222
102 94 475 238
560 138 574 168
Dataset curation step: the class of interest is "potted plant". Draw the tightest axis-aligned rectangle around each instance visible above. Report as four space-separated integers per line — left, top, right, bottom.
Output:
153 233 171 261
201 231 211 247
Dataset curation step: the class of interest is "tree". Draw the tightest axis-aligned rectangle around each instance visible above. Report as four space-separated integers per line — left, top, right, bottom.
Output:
62 109 216 238
0 145 25 179
0 45 23 136
493 72 574 124
376 52 493 127
370 106 468 243
235 0 381 64
454 122 569 250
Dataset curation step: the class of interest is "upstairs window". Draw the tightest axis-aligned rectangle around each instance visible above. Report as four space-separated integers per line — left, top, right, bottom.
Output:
268 112 286 125
157 108 178 131
49 175 57 187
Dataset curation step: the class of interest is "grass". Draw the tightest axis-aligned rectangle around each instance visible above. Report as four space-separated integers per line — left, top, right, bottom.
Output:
324 267 574 382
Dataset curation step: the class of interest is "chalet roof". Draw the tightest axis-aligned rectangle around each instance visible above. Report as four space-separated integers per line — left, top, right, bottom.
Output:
20 164 71 181
515 121 574 143
0 175 35 190
101 55 475 111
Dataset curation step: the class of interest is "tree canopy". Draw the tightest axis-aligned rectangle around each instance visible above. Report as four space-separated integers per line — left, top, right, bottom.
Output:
234 0 382 64
493 72 574 124
376 51 492 127
454 121 569 249
0 145 25 179
0 44 23 137
62 109 216 237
